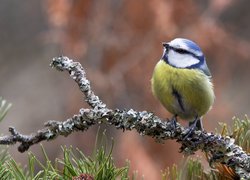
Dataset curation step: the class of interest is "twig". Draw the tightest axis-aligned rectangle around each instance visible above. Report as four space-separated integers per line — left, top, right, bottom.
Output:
0 56 249 178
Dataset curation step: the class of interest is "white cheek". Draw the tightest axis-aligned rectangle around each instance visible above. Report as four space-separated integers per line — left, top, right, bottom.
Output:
168 50 199 68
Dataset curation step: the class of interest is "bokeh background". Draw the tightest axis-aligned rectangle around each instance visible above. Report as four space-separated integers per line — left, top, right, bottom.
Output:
1 0 250 179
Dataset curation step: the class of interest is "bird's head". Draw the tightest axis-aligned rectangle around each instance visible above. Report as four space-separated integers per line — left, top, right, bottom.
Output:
162 38 211 76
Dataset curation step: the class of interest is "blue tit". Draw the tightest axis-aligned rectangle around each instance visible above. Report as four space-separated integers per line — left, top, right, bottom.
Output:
151 38 215 130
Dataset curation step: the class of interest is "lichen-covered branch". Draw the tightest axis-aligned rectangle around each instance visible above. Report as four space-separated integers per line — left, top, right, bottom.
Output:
0 56 249 179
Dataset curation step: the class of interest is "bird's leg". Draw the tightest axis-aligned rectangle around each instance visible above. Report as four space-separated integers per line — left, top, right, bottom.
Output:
169 114 177 129
183 116 202 140
192 118 203 131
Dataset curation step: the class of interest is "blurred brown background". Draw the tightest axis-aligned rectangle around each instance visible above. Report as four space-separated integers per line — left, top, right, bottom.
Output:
1 0 250 179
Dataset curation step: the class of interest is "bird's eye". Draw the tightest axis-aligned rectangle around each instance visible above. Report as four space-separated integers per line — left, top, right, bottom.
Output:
175 48 188 54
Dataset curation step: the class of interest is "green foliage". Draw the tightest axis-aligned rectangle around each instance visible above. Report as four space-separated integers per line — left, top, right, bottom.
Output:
218 115 250 152
162 157 212 180
231 115 250 152
0 148 13 179
0 97 11 122
0 136 130 179
183 158 211 180
57 143 129 179
162 163 179 180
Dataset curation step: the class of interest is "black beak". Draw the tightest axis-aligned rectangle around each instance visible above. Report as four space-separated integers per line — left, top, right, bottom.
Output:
162 42 169 49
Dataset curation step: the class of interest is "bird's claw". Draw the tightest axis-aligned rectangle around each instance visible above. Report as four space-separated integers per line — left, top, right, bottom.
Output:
183 116 200 140
169 115 177 129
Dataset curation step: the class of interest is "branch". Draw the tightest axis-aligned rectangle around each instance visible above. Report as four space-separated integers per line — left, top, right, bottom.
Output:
0 56 249 179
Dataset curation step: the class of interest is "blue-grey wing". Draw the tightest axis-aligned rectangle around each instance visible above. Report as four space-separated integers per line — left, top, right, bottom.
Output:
199 61 212 78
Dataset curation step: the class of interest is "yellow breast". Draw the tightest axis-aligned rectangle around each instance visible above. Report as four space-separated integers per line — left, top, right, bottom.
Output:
151 60 215 121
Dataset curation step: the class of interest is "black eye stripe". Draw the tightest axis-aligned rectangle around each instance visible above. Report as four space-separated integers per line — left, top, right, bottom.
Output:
168 46 200 59
175 48 189 54
169 47 189 54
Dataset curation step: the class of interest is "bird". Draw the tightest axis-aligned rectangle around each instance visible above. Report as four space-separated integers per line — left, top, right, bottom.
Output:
151 38 215 132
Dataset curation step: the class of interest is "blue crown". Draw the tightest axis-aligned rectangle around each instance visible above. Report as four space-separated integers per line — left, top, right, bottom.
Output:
181 39 202 53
